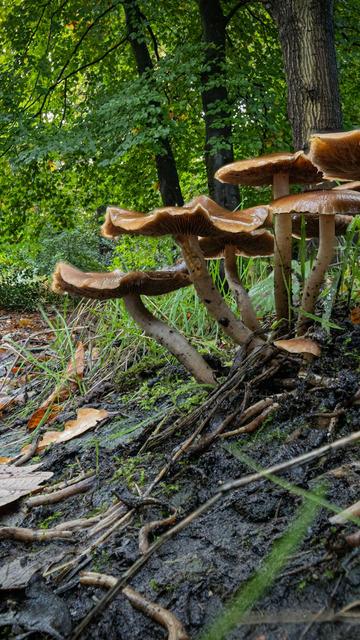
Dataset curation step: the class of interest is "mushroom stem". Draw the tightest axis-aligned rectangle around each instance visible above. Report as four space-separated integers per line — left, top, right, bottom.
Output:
179 235 263 348
223 246 262 334
123 294 216 385
273 172 292 324
297 214 336 335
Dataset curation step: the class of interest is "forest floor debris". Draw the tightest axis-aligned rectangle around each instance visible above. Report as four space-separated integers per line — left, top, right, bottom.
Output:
0 307 359 639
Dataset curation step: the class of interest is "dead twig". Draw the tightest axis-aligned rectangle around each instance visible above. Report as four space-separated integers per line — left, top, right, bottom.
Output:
139 509 177 554
11 427 45 466
71 429 360 640
345 530 360 548
220 402 279 438
187 364 281 455
0 526 72 542
25 475 96 507
80 571 189 640
329 499 360 525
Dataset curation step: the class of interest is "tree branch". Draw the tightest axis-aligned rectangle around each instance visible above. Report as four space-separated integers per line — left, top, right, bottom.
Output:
225 0 253 25
34 0 124 117
139 10 161 62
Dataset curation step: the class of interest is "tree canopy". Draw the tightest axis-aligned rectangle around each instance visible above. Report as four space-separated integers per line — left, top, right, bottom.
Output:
0 0 359 248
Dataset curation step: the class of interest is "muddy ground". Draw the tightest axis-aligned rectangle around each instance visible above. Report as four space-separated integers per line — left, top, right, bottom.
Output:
0 308 359 640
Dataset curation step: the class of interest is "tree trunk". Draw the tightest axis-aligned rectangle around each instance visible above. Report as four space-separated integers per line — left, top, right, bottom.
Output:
265 0 342 150
198 0 239 210
123 1 183 206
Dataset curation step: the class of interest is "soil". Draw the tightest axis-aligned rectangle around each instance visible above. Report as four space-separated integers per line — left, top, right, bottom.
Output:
0 307 359 640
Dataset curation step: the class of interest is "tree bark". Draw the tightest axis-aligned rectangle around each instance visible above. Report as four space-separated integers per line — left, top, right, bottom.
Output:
265 0 342 150
123 1 183 206
198 0 239 210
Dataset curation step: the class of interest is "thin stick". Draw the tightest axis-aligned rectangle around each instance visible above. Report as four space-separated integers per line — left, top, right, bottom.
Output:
25 476 95 507
139 511 177 555
71 429 360 640
80 572 189 639
0 526 72 542
220 403 279 438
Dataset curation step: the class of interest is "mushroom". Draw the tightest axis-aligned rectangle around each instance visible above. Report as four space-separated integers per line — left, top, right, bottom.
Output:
308 130 360 181
270 189 360 334
215 151 322 324
52 262 216 385
273 337 321 357
102 201 268 348
291 213 354 239
199 230 274 333
333 181 360 192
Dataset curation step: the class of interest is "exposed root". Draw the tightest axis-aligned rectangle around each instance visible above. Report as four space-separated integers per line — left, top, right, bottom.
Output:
220 402 279 439
25 476 96 507
329 500 360 525
71 430 360 640
139 509 177 554
80 571 189 640
0 526 72 542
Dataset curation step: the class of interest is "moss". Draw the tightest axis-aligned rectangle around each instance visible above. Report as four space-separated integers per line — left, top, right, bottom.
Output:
114 354 168 392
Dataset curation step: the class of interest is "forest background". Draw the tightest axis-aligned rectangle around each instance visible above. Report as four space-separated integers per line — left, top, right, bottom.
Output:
0 0 359 312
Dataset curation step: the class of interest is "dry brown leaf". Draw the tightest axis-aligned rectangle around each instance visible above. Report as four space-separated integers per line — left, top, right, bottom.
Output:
0 464 53 508
18 317 36 329
23 408 108 453
0 394 14 412
0 457 13 464
350 307 360 324
27 342 85 431
27 404 62 431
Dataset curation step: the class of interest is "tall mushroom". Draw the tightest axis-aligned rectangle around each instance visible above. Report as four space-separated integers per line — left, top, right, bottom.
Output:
102 201 268 349
270 189 360 334
52 262 216 385
199 230 274 333
215 151 322 324
308 130 360 181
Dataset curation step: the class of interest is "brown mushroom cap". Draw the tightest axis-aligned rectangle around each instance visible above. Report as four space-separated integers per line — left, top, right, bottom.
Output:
274 338 321 356
101 206 144 239
308 130 360 181
52 262 191 299
102 202 268 238
214 151 322 186
270 189 360 216
199 229 274 259
291 213 354 239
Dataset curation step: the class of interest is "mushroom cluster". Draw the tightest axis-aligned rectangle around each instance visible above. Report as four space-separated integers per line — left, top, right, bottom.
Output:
51 129 360 383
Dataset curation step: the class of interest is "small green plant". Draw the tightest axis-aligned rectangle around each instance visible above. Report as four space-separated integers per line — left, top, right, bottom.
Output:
38 511 63 529
111 454 150 489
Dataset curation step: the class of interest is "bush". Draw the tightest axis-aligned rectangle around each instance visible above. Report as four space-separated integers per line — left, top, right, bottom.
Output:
0 267 51 311
34 225 114 276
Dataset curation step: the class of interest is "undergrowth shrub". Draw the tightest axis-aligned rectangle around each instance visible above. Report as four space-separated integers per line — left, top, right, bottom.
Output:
0 267 50 311
35 225 114 275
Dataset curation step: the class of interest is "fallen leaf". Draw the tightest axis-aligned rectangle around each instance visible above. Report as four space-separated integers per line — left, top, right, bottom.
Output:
66 341 85 379
0 551 65 590
23 408 108 453
27 405 62 431
27 342 85 431
0 465 53 508
18 317 36 329
350 307 360 324
0 457 13 464
0 395 14 411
